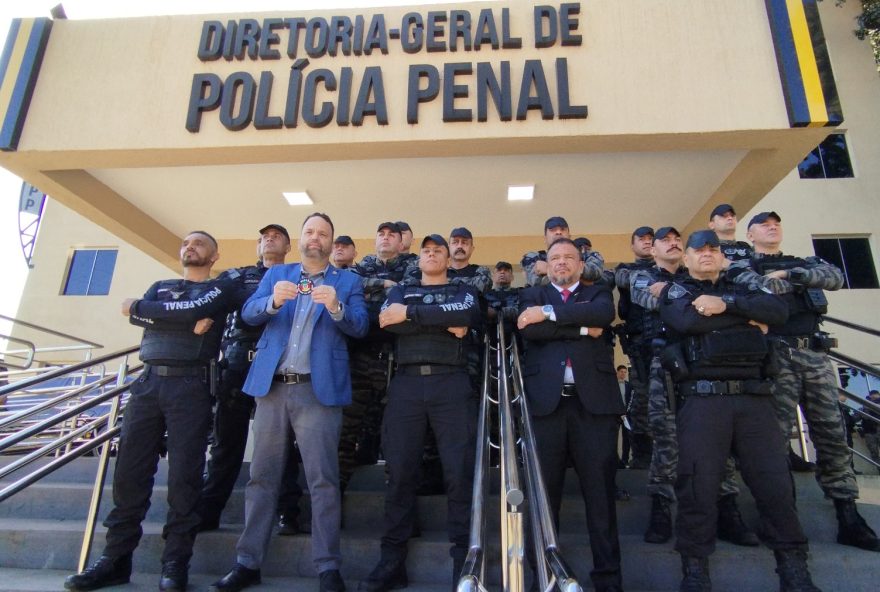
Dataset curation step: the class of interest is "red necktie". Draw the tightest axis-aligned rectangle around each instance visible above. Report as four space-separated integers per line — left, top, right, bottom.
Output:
561 288 572 368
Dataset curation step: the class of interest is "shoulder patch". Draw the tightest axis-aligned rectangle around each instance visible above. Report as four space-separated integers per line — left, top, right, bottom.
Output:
667 283 690 300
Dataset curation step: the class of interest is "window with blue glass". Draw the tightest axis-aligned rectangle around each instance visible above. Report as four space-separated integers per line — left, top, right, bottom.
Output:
63 249 118 295
798 133 854 179
812 237 878 289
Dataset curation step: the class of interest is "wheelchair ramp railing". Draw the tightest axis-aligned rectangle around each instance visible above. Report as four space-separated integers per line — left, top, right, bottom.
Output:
823 316 880 473
0 345 142 571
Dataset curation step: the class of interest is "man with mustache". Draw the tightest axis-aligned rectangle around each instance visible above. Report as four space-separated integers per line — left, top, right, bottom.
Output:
210 213 368 592
517 237 624 592
629 228 757 547
66 231 244 592
727 212 879 552
659 229 820 592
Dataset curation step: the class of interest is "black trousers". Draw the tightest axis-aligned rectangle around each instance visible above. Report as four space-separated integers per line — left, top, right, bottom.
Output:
675 394 808 557
199 367 301 524
531 396 622 590
380 371 476 555
103 370 212 563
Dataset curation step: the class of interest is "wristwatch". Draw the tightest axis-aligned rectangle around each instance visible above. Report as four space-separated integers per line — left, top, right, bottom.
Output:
721 293 736 308
542 304 553 320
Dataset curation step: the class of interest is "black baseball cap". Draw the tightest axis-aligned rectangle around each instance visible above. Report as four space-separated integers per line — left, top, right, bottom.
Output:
686 230 721 249
709 204 735 220
259 224 290 242
747 211 782 229
395 221 412 232
495 261 513 271
632 226 654 238
421 234 449 251
544 216 569 231
377 221 402 234
333 235 354 246
573 237 592 249
653 226 681 241
449 227 473 240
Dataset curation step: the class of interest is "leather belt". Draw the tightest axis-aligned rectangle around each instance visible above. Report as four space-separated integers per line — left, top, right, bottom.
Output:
679 379 773 397
273 372 312 384
396 364 463 376
561 384 578 397
144 364 207 378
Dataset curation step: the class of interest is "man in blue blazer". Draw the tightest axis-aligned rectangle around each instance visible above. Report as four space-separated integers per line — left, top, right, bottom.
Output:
517 237 625 592
211 213 368 592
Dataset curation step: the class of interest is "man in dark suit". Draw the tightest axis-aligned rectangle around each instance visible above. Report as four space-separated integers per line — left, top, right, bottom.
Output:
210 212 368 592
517 237 625 592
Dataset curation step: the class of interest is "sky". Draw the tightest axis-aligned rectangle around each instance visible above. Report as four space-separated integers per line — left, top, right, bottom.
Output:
0 0 464 336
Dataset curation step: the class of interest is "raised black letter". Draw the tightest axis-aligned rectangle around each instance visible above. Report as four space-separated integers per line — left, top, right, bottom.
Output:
407 64 439 124
186 73 222 132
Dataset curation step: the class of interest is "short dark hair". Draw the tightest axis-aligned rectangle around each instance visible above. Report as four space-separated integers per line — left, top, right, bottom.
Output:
187 230 218 250
547 237 578 253
302 212 335 236
616 365 627 371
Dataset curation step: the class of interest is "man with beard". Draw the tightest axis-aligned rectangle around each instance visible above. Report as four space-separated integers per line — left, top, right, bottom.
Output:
707 204 752 262
210 213 368 592
332 236 358 269
629 228 757 547
613 226 657 470
727 211 879 552
517 238 624 592
66 232 243 592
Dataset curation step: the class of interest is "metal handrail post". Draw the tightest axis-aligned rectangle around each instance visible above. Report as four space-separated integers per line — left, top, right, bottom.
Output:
497 323 524 592
78 357 129 572
457 336 493 592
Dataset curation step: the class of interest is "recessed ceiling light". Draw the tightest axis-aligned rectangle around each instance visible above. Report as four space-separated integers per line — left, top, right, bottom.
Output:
507 185 534 201
283 191 313 205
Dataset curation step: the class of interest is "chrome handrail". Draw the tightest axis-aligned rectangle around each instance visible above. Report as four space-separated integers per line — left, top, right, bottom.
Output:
824 315 880 339
508 327 582 592
457 334 493 592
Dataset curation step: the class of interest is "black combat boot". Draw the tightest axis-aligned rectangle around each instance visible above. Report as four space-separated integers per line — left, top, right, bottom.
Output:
774 549 822 592
358 552 408 592
716 494 759 546
159 560 188 592
834 499 880 551
64 554 132 591
679 555 711 592
644 494 672 544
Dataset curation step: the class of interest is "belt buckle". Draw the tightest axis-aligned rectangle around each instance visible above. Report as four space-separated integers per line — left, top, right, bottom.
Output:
728 381 742 395
281 373 298 384
696 380 713 395
248 350 256 362
419 365 431 376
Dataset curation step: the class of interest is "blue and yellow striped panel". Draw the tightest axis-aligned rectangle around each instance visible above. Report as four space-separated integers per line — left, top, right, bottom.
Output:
765 0 843 127
0 17 53 152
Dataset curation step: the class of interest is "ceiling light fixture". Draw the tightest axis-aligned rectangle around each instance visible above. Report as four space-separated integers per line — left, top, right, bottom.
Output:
283 191 314 205
507 185 535 201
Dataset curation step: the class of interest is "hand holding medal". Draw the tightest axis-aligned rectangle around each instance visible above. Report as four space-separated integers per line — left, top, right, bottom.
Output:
271 280 300 309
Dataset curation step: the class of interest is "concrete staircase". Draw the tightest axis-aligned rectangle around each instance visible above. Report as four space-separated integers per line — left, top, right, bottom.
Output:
0 456 878 592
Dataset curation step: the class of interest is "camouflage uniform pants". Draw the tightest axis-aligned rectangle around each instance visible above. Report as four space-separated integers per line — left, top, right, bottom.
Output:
647 357 740 501
628 351 651 437
773 345 858 500
339 347 389 489
863 433 879 474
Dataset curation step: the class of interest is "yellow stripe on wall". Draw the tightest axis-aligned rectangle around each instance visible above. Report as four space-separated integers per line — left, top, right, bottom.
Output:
785 0 828 126
0 18 35 128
